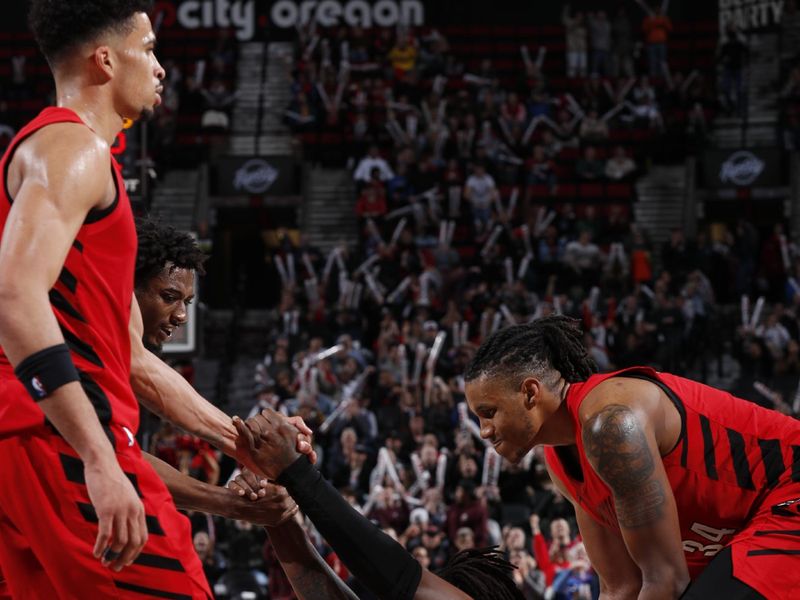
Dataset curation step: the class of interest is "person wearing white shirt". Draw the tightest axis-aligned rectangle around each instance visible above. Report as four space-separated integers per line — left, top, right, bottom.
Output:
353 145 395 182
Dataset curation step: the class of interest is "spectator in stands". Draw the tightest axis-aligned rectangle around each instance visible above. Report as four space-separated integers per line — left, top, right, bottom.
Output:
463 161 499 231
604 145 637 180
354 144 394 182
575 145 606 180
388 32 418 80
611 5 635 78
446 480 488 547
201 78 236 130
642 4 673 78
509 550 547 600
717 23 749 117
526 145 557 187
564 230 604 287
588 10 612 76
562 4 588 78
355 169 388 219
578 109 609 143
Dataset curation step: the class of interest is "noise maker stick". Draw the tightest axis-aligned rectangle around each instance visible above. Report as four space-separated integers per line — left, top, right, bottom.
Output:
304 278 319 304
460 321 469 346
302 252 316 280
322 247 338 283
507 188 518 220
435 452 447 490
318 397 352 434
378 447 404 490
521 224 533 256
310 344 345 364
398 344 409 389
410 452 429 493
750 296 765 329
480 311 491 340
491 311 503 334
287 254 296 285
351 283 364 308
387 276 412 304
355 254 379 277
500 304 516 326
365 273 385 305
504 257 514 286
411 342 427 385
780 234 791 271
553 295 563 315
517 253 532 280
275 255 288 285
446 220 456 247
741 295 750 327
334 248 347 275
389 217 408 246
481 225 504 257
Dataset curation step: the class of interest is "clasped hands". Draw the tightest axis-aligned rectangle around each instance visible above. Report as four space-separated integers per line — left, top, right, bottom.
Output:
225 409 315 527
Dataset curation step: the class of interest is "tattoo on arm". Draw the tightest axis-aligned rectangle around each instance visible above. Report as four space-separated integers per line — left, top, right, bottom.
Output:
583 404 665 529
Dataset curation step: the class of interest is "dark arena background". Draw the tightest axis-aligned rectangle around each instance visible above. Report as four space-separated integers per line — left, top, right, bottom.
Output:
1 0 799 597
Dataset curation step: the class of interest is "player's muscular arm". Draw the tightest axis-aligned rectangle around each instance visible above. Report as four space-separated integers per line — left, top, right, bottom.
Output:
129 295 237 455
546 463 642 600
0 125 147 570
582 401 689 599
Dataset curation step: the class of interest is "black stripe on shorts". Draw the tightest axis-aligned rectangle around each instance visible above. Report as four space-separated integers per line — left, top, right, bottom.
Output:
132 552 185 572
76 502 164 536
59 453 143 498
113 580 192 599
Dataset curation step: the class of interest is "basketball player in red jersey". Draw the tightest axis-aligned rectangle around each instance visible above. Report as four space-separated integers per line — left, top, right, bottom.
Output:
464 315 800 599
0 1 307 597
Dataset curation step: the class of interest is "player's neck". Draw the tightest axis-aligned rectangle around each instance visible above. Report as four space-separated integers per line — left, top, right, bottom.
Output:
54 79 122 145
533 384 577 447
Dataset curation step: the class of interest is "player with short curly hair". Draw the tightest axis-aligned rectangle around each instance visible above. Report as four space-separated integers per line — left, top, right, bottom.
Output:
134 218 207 351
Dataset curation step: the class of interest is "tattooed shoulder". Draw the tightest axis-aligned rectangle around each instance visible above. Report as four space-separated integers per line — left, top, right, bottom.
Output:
582 404 665 528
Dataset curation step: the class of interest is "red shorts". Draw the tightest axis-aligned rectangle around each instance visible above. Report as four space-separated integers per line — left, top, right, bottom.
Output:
0 429 211 599
728 481 800 599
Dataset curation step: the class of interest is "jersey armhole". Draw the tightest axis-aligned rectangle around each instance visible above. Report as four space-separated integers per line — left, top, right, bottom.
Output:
614 371 688 467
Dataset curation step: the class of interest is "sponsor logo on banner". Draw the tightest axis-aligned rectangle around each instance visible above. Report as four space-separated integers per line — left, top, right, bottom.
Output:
234 159 279 194
719 150 765 186
718 0 784 33
270 0 424 28
172 0 255 40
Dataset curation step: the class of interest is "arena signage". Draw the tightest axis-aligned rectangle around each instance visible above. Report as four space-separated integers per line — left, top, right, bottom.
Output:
703 148 782 188
156 0 255 41
211 156 299 196
718 0 784 32
269 0 425 28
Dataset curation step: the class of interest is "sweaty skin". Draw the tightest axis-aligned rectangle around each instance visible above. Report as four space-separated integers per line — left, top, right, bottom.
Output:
465 374 689 599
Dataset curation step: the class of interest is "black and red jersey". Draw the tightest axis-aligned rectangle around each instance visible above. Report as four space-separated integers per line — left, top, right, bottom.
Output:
545 366 800 579
0 107 138 445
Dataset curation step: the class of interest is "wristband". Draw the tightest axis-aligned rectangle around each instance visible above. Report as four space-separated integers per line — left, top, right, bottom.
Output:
15 343 80 401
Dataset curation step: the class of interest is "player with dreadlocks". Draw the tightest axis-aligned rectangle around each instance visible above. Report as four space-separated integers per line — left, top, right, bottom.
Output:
230 408 525 599
463 315 800 599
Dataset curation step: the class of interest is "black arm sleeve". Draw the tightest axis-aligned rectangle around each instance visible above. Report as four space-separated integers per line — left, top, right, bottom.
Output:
277 455 422 600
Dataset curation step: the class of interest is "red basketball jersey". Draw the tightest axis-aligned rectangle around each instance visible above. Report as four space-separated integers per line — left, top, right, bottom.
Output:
0 107 139 446
545 366 800 578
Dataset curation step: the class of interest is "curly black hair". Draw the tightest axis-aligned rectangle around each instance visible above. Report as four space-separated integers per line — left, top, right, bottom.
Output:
436 547 524 600
29 0 153 64
135 218 207 289
465 315 597 389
